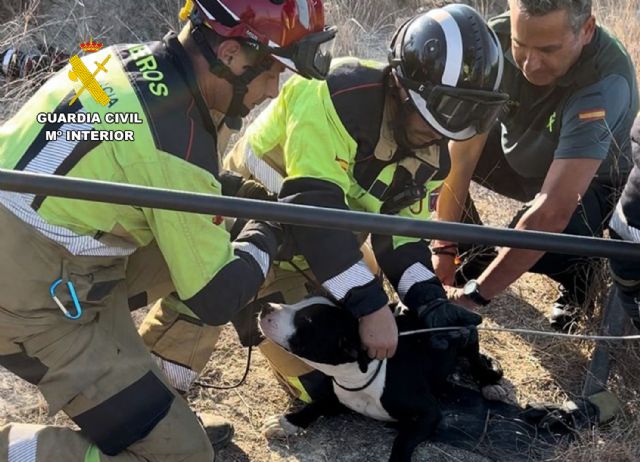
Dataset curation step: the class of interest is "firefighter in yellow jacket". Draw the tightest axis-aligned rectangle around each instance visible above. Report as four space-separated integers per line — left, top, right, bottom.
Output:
0 0 335 460
140 4 508 404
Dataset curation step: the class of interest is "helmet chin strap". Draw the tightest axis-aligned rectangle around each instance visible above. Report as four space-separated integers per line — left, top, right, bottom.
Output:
190 22 269 130
392 98 416 150
391 93 440 152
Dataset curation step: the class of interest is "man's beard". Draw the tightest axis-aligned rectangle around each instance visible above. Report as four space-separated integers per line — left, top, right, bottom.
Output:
391 98 440 151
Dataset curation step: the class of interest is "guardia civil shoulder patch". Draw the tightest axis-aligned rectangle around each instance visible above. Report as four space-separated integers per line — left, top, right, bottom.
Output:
578 108 606 122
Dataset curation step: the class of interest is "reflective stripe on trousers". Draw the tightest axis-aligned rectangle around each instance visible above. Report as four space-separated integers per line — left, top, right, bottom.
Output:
8 424 44 462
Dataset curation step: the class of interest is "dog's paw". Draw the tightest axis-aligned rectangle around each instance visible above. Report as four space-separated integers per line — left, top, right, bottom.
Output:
262 415 303 439
481 384 508 402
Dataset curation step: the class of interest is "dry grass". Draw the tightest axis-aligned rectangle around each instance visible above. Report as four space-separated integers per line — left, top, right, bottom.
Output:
1 0 640 461
467 188 640 462
0 0 26 22
323 0 509 60
594 0 640 71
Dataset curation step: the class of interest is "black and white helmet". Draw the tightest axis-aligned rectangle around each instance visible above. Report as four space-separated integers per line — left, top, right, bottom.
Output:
389 4 509 141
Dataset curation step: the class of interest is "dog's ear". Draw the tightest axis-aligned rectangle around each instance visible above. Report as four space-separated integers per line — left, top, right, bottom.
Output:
339 335 370 373
264 302 289 314
356 349 371 374
345 347 371 374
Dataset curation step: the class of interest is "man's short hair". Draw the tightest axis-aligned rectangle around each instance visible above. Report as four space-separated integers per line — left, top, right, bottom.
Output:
194 22 264 63
509 0 592 33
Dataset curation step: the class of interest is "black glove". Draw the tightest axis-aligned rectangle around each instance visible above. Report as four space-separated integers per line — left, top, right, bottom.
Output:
219 170 245 196
428 326 475 351
232 219 295 262
416 298 483 330
404 279 482 350
415 298 482 351
219 170 277 202
266 221 296 262
237 179 277 202
521 391 621 433
405 279 482 328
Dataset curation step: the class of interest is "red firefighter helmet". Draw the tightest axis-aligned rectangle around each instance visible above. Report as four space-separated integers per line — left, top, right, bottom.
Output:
180 0 336 79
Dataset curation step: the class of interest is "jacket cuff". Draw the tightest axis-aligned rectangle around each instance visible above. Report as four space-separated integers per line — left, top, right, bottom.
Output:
234 220 279 260
403 278 447 310
342 279 390 318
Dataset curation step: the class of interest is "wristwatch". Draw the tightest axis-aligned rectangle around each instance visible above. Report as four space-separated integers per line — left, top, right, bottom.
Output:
463 279 491 306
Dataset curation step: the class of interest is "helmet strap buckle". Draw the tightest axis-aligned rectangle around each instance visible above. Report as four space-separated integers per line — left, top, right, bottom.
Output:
189 8 204 27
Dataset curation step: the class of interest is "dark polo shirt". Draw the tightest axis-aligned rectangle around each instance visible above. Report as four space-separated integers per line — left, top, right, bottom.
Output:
489 12 639 197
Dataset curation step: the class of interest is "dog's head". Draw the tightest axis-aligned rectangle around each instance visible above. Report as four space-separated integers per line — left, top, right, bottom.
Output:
259 296 371 374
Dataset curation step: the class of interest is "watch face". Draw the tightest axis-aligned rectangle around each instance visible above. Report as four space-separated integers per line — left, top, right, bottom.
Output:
464 280 478 296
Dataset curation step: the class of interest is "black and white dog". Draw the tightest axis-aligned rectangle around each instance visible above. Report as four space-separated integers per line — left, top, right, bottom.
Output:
258 296 507 462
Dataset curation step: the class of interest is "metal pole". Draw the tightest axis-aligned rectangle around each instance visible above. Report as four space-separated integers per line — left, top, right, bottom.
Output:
582 285 628 395
1 169 639 260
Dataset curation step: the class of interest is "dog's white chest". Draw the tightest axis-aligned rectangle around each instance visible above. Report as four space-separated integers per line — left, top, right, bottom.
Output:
333 362 395 422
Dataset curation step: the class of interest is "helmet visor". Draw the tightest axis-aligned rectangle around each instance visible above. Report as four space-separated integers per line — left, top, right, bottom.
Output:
270 26 337 80
429 86 509 134
399 74 509 140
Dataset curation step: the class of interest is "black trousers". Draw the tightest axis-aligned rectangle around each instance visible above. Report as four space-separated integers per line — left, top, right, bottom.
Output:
459 129 620 305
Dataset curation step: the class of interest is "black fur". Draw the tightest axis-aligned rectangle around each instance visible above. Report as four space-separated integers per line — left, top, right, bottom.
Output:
265 302 504 462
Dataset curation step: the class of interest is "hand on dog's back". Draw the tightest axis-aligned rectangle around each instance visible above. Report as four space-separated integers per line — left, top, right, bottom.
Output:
359 305 398 360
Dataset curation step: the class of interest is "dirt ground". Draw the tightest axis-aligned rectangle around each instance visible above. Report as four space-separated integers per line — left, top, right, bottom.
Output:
2 190 639 462
2 0 640 461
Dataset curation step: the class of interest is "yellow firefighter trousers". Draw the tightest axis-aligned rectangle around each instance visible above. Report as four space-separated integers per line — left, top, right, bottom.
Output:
0 205 213 462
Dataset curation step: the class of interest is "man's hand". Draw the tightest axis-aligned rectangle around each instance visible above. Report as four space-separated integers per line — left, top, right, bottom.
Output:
433 254 457 286
464 158 603 302
359 306 398 360
447 286 479 310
